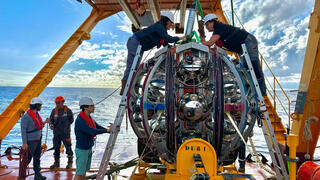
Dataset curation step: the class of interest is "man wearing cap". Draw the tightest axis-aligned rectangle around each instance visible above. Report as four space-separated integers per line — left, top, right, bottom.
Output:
201 13 267 97
120 11 187 95
74 97 112 180
49 96 74 169
20 97 50 180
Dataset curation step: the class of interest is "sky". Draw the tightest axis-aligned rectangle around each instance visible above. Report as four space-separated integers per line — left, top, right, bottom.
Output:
0 0 315 89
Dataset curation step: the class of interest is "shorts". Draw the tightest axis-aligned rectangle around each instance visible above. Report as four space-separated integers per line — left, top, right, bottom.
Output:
75 148 92 175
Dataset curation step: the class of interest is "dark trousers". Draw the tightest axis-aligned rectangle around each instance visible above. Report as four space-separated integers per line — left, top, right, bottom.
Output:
243 34 267 96
53 133 73 157
238 141 246 168
122 36 143 81
27 141 42 174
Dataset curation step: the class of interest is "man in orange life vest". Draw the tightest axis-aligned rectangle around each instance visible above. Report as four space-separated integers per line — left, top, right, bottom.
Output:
20 97 50 180
49 96 74 169
74 97 112 180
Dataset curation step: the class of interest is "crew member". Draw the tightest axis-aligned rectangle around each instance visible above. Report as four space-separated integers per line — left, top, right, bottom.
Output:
201 14 267 96
120 11 186 95
74 97 112 180
49 96 74 169
20 97 50 180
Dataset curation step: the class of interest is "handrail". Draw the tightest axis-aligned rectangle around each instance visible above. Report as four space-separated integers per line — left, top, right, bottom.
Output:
260 55 291 128
224 10 292 128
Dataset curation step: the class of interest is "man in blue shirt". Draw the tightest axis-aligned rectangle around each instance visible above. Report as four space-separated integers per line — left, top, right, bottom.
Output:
74 97 112 180
120 11 186 95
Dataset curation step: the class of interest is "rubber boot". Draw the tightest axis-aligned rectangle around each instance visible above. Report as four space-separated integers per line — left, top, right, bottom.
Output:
34 173 46 180
66 156 73 169
50 156 60 169
120 80 126 95
238 159 245 173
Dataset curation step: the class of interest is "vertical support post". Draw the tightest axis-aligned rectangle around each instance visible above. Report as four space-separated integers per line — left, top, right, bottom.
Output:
287 135 299 180
185 0 197 36
0 139 2 166
231 0 234 26
274 77 276 111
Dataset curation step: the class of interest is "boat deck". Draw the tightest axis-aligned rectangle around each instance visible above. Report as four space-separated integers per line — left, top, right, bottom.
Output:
0 151 274 180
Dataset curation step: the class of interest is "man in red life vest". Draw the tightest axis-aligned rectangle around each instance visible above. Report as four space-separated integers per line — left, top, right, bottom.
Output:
49 96 74 169
74 97 112 180
20 97 50 180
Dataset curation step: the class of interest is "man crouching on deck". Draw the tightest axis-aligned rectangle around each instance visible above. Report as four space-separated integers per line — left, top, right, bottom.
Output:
74 97 112 180
20 97 50 180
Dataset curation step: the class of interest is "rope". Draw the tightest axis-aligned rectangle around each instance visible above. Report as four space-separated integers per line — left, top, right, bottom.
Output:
303 100 318 159
95 86 121 105
303 116 318 142
18 148 29 179
45 123 48 145
72 86 120 115
226 112 276 175
225 112 254 155
130 111 162 176
249 137 276 176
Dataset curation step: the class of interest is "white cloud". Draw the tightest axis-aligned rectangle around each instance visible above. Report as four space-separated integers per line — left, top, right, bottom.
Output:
220 0 312 74
93 30 106 35
116 13 133 34
50 69 124 88
282 66 289 70
102 42 126 49
109 32 118 39
0 69 34 86
278 73 301 84
50 41 129 87
68 41 120 63
39 53 50 58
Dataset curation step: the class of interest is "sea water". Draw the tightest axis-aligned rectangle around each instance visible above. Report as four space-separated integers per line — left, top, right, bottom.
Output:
0 86 319 177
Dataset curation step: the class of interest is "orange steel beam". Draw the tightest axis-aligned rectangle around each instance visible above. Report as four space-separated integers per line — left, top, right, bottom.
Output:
0 9 113 140
292 0 320 166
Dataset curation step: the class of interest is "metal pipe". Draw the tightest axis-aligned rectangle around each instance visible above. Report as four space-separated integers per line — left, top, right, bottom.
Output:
287 134 298 180
231 0 234 26
185 0 197 36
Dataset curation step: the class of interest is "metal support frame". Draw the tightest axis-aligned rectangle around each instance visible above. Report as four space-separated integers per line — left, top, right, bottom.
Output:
96 45 142 180
117 0 141 29
241 44 289 180
179 0 187 29
146 0 160 23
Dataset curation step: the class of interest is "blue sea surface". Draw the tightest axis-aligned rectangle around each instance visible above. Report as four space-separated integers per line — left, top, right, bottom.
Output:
0 86 138 169
0 86 319 172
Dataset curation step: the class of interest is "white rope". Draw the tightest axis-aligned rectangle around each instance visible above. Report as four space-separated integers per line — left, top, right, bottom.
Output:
225 112 254 155
226 112 276 176
303 116 318 142
249 137 276 176
130 111 163 176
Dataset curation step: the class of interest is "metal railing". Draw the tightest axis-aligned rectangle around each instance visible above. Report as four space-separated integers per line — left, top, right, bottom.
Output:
223 9 292 128
260 55 291 128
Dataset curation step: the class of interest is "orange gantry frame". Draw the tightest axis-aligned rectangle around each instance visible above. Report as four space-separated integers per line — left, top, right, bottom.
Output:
291 0 320 166
0 0 228 144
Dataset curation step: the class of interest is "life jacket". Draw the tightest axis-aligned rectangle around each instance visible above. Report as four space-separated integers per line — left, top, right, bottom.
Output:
157 38 165 48
79 111 97 138
27 109 43 131
54 105 68 120
216 39 224 48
